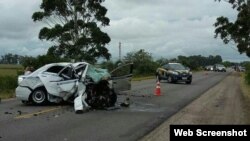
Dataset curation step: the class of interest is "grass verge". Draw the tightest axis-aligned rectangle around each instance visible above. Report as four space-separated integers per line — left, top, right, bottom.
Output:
0 90 15 99
132 76 155 81
240 73 250 123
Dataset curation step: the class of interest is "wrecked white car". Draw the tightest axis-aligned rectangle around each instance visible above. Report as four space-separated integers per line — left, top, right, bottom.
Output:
16 62 133 110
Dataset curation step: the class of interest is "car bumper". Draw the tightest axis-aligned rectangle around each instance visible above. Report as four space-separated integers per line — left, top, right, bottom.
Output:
217 69 226 72
172 75 192 82
15 86 32 101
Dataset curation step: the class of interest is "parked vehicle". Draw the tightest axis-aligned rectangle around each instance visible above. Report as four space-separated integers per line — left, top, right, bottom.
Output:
16 62 133 109
205 65 214 71
214 64 226 72
156 63 192 84
238 66 246 72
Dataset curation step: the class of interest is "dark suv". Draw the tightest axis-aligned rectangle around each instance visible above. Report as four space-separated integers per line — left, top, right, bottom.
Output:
156 63 192 84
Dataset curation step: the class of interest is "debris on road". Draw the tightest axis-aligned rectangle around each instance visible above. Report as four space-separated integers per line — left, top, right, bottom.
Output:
4 112 12 115
120 98 130 107
105 106 121 111
17 110 22 115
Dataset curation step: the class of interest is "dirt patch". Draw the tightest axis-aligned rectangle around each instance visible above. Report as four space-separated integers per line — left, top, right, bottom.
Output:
140 72 249 141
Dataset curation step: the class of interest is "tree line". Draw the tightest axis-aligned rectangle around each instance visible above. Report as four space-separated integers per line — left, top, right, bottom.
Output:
101 49 225 76
1 50 250 78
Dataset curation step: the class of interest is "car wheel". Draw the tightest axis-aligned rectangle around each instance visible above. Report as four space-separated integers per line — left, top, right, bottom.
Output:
31 88 47 105
186 80 192 84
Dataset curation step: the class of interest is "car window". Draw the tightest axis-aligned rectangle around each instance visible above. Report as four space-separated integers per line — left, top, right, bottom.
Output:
163 64 169 70
46 66 64 73
60 66 76 79
75 64 86 75
169 64 186 70
217 64 224 67
111 64 133 77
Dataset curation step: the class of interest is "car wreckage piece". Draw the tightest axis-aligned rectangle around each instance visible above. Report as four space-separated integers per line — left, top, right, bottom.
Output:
16 62 133 112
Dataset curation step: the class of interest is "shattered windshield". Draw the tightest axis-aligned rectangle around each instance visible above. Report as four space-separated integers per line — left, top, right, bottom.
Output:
86 65 111 83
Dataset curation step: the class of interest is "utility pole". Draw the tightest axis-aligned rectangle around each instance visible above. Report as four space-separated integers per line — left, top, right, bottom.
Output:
119 42 121 61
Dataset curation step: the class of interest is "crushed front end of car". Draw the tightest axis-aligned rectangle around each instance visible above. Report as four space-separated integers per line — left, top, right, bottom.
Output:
74 65 117 113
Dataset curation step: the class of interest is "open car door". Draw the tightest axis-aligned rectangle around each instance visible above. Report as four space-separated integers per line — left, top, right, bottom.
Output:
56 64 86 100
110 63 133 93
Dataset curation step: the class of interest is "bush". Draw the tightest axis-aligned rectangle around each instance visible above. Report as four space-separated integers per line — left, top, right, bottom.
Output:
0 76 17 91
245 63 250 85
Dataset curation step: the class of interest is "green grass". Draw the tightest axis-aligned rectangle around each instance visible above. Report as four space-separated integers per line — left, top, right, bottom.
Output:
0 69 20 76
0 90 15 99
0 64 23 76
240 73 250 123
132 75 155 81
241 73 250 99
0 64 22 99
0 64 23 69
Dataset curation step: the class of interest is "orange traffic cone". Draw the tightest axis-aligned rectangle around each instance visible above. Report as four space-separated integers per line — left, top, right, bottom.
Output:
154 81 161 96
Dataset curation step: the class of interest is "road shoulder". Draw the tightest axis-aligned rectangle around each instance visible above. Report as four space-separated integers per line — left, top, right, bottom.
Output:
139 72 249 141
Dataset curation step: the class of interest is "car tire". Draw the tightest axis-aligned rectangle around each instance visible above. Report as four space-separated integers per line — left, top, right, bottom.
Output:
186 80 192 84
31 88 48 105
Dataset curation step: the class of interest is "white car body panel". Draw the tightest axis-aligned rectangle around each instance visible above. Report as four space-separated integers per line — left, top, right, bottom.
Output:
16 86 31 101
57 79 78 100
38 72 63 96
74 82 89 112
19 77 43 90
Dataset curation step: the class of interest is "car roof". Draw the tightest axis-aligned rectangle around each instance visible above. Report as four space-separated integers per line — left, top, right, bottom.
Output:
45 62 89 67
29 62 89 76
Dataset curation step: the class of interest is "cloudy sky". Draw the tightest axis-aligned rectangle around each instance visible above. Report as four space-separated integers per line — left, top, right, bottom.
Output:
0 0 249 62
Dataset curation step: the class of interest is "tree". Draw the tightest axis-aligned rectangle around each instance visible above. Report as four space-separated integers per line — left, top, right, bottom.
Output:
123 49 158 75
20 55 70 69
214 0 250 57
222 61 234 67
177 55 223 70
156 57 169 66
32 0 111 63
0 54 23 64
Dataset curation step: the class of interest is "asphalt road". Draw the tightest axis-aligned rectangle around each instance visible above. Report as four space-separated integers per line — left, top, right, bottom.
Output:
0 70 231 141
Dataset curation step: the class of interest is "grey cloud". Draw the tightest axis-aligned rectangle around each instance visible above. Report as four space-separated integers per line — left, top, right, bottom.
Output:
0 0 42 40
103 0 248 62
0 0 249 62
